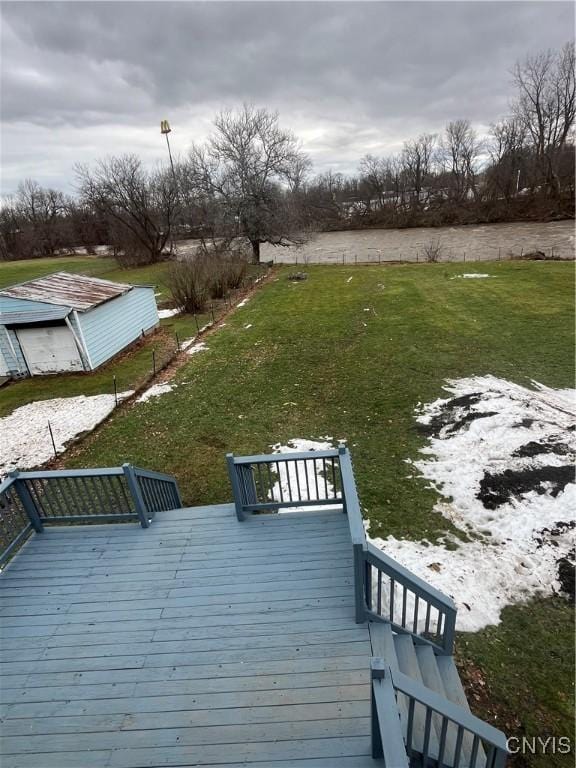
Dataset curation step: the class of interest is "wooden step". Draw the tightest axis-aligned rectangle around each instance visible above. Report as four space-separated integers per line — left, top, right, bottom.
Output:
436 654 486 768
416 645 464 766
394 634 440 760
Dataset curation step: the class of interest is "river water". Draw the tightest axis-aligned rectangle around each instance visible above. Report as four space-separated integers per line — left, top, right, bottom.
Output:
260 220 575 264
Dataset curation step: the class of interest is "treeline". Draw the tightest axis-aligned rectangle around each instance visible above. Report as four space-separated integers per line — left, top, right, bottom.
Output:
0 43 574 264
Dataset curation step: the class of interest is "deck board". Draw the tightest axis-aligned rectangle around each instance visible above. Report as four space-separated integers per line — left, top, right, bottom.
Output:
0 504 375 767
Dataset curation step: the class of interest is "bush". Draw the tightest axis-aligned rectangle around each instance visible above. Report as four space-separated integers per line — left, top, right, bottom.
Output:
423 239 443 263
166 259 209 313
167 252 249 312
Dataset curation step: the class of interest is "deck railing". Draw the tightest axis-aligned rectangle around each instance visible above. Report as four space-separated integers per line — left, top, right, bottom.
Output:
0 464 181 566
228 445 456 651
371 660 508 768
226 449 343 520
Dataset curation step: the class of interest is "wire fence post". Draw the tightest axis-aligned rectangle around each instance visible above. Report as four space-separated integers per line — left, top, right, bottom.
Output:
47 421 58 458
194 314 200 333
113 375 118 406
211 304 215 324
175 331 180 352
152 349 156 376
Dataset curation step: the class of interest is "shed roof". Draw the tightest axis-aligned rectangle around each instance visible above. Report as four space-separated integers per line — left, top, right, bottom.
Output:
0 307 71 326
0 272 135 311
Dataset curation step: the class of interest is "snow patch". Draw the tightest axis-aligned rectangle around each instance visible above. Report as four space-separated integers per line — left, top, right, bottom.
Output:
450 273 492 279
158 307 181 319
370 376 576 631
237 298 250 308
136 383 176 403
346 276 353 283
244 324 253 329
186 342 208 356
0 392 133 477
270 437 341 513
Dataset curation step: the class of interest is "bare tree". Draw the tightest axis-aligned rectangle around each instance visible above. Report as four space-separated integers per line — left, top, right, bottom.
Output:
512 42 576 196
486 118 528 200
76 155 177 265
358 154 387 209
441 120 482 202
0 180 69 259
186 105 311 263
401 134 437 207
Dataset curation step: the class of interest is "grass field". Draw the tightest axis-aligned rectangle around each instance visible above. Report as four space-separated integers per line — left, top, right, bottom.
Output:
61 259 574 766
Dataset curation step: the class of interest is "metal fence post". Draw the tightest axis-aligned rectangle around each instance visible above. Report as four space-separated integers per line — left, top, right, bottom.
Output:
10 473 43 533
226 453 245 521
122 463 150 528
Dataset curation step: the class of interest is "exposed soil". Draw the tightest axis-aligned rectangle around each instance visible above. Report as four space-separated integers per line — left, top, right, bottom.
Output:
418 392 497 438
556 550 575 600
478 465 576 510
513 439 573 458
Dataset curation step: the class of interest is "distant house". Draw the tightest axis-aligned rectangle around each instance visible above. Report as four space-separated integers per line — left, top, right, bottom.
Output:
0 272 158 378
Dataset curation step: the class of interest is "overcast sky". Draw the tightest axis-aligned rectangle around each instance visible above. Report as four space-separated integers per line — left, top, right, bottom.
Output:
0 1 573 195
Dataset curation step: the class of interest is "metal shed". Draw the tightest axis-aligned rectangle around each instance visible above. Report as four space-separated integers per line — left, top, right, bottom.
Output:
0 272 159 377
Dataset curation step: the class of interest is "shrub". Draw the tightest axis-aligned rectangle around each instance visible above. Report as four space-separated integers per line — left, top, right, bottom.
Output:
166 259 209 313
167 252 249 311
423 239 443 263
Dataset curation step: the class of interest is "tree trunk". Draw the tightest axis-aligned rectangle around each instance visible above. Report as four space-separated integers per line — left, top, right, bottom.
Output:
251 240 261 264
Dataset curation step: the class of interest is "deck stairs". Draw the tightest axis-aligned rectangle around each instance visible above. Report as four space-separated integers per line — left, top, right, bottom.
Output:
371 621 489 767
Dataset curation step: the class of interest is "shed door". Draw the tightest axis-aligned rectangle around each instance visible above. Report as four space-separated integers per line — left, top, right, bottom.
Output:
16 326 84 375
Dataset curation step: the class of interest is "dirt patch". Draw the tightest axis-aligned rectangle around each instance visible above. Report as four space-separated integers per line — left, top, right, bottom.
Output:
556 550 575 600
513 439 573 458
418 392 497 438
478 465 576 510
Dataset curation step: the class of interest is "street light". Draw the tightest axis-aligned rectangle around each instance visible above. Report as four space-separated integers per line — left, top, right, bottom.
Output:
160 119 176 182
161 119 177 253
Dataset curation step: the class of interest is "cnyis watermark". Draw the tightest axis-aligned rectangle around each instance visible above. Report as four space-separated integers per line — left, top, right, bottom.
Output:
507 736 572 755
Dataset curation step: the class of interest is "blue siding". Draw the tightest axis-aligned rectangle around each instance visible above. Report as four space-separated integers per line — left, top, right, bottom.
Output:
0 328 11 375
76 287 158 369
0 326 27 375
0 296 58 314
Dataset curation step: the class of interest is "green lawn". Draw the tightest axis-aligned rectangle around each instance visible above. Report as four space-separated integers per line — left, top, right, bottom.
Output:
62 260 574 764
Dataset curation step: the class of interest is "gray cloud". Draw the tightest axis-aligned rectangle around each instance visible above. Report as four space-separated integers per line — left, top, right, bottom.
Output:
1 1 573 193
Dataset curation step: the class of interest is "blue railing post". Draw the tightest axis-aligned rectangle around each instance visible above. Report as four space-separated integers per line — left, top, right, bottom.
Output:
123 463 150 528
226 453 245 521
338 444 347 514
353 542 367 624
10 472 43 533
443 608 456 655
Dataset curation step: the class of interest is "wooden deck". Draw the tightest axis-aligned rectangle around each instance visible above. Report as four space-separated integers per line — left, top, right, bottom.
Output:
0 504 377 767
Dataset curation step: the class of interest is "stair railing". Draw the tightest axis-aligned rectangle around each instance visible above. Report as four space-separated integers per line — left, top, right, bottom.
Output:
371 659 509 768
364 541 457 654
